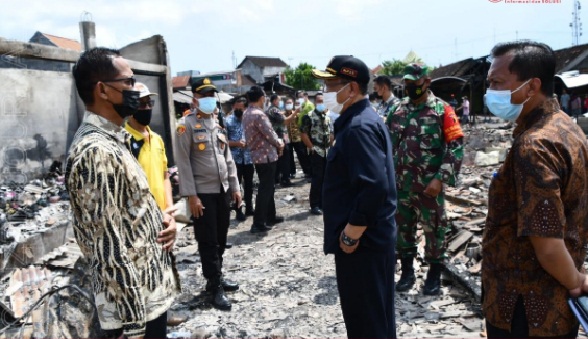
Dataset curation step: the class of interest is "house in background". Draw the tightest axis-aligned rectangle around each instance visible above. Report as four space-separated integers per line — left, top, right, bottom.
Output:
237 56 288 84
0 32 81 71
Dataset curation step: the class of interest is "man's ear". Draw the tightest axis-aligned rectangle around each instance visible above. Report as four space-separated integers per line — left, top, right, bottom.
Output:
97 82 108 100
528 78 542 97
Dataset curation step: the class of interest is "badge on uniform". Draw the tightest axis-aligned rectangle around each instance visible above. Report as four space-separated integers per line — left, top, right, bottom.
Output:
197 135 205 140
198 143 206 151
176 125 186 136
195 124 202 128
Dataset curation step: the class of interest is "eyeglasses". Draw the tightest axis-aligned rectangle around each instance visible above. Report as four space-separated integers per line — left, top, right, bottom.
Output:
139 99 155 109
102 76 136 87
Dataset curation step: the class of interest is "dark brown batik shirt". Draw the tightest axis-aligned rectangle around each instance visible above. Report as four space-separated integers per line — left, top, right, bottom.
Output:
482 99 588 336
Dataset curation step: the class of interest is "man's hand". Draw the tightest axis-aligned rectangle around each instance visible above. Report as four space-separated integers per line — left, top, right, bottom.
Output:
232 191 242 210
188 195 205 218
338 223 366 254
339 230 360 254
423 178 443 198
237 140 246 148
158 213 177 251
164 205 178 216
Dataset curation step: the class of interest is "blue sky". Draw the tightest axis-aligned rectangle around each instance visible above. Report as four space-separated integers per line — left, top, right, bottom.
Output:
0 0 580 74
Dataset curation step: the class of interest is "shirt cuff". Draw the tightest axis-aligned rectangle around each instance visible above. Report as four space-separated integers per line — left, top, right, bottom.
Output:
348 211 368 227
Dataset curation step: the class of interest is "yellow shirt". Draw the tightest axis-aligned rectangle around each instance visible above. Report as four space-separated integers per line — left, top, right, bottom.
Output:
125 123 168 210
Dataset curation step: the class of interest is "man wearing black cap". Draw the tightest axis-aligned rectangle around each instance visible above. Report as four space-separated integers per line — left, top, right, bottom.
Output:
175 78 241 310
313 56 398 339
389 64 464 296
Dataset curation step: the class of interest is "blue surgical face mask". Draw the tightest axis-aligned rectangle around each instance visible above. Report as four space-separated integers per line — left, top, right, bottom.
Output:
316 103 326 112
484 79 531 121
198 97 217 114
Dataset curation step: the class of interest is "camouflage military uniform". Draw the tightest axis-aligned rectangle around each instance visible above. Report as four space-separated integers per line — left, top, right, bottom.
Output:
389 91 463 262
300 109 331 210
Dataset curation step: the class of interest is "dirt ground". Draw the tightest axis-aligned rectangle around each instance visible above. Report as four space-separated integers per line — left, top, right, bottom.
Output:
170 171 485 339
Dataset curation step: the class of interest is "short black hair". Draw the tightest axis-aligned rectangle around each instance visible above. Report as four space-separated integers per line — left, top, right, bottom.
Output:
357 82 368 95
374 75 392 88
246 85 265 103
491 41 555 96
72 47 121 105
233 96 247 107
270 94 279 102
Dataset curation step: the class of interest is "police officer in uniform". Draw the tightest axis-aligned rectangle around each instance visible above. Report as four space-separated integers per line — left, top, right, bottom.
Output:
175 78 241 310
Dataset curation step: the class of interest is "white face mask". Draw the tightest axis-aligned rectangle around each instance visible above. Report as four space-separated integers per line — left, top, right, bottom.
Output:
285 103 293 110
323 83 350 114
484 79 531 121
298 98 305 106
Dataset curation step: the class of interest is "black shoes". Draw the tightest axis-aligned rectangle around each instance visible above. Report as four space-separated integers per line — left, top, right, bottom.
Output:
396 257 416 292
423 263 443 295
211 286 231 310
250 223 270 234
236 208 247 221
267 216 285 226
205 278 238 311
206 277 239 292
245 208 255 216
396 271 416 292
310 207 323 215
220 277 239 292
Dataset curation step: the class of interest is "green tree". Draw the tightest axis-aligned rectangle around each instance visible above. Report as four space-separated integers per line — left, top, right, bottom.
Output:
284 62 320 91
381 59 407 76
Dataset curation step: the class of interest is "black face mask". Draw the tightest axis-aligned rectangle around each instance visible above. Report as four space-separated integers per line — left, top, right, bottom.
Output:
372 91 382 100
133 109 152 126
234 109 243 118
405 83 426 101
109 90 141 119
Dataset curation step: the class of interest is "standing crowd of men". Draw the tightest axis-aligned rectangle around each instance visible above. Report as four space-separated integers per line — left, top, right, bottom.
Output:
65 40 588 339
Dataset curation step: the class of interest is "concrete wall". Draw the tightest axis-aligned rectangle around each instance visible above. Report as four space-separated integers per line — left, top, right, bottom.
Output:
0 36 176 181
241 60 263 83
0 68 82 183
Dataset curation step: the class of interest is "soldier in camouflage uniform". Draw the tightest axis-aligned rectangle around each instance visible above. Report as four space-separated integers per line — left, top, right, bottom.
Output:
300 93 331 215
389 64 464 295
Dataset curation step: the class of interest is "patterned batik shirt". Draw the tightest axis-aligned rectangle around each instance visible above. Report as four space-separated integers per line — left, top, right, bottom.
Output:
388 91 464 192
285 110 301 143
300 109 331 157
482 100 588 337
224 114 252 165
65 112 180 338
241 106 282 164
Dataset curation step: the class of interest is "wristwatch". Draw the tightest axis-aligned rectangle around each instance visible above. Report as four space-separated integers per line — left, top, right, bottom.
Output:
341 231 359 246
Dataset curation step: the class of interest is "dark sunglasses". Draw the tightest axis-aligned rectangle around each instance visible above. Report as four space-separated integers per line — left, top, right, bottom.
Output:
102 76 137 87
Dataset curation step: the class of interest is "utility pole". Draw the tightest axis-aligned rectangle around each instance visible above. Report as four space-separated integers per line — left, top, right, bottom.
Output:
570 0 583 46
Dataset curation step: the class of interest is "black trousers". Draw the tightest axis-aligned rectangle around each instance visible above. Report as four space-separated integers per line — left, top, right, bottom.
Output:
236 163 254 211
253 161 277 225
103 311 167 339
309 152 326 208
191 190 231 281
335 247 397 339
291 141 311 175
275 144 291 183
287 141 296 176
486 295 579 338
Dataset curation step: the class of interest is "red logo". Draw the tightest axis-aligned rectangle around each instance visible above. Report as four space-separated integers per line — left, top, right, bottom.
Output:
488 0 503 2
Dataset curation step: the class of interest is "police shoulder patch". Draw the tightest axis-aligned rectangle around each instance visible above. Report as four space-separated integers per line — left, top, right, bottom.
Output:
176 125 186 136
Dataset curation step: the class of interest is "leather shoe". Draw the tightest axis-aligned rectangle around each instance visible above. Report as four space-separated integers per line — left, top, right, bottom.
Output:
220 278 239 292
310 207 323 215
250 223 270 234
267 216 285 226
211 286 231 311
245 209 255 216
167 314 188 327
236 209 246 221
